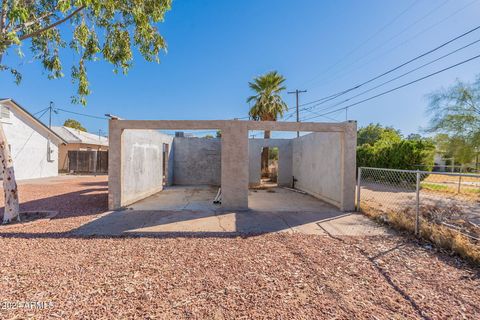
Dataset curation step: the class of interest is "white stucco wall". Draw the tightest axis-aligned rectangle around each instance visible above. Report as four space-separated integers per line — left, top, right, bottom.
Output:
121 130 174 206
0 102 59 180
292 132 342 207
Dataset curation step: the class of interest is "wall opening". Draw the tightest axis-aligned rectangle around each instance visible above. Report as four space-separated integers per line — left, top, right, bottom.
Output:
162 143 169 186
259 146 278 188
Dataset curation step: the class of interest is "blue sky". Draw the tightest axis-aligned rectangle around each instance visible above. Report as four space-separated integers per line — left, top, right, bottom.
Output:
1 0 480 138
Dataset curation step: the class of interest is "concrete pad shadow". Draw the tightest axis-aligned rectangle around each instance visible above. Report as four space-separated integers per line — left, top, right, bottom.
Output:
73 186 389 237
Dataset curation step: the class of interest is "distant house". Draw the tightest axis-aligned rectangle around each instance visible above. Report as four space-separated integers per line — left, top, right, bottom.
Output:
0 98 66 180
52 126 108 173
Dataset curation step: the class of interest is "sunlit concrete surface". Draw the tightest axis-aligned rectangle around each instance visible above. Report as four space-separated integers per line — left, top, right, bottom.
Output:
74 186 389 237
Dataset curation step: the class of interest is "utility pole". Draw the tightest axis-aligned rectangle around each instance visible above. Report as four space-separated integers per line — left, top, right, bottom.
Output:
48 101 54 128
288 89 307 137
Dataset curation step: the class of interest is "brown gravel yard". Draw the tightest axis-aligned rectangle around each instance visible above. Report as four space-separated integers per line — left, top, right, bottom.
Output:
0 176 479 319
2 175 109 218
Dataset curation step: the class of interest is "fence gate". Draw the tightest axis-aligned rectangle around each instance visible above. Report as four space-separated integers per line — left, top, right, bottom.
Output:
68 150 108 174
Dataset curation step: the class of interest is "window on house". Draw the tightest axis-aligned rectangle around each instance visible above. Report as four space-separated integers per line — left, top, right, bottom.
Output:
0 105 10 119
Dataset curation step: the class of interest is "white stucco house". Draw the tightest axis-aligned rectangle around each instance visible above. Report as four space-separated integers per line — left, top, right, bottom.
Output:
0 98 66 180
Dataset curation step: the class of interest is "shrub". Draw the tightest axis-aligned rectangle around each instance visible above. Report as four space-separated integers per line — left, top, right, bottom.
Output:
357 137 435 170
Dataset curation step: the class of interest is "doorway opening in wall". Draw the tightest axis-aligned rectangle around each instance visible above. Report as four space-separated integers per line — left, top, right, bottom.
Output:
162 143 169 186
259 146 278 189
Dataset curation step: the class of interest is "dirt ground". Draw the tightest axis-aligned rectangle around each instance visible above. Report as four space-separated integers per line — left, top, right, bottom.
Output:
360 182 480 225
0 175 479 319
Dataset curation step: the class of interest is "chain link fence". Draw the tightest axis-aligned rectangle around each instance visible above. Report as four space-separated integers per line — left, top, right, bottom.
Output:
357 167 480 242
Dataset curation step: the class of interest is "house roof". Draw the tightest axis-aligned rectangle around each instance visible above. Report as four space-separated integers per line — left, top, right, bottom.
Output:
0 98 67 145
52 126 109 147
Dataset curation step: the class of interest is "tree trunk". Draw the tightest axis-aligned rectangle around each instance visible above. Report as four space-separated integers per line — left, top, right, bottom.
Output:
261 130 271 177
0 124 20 223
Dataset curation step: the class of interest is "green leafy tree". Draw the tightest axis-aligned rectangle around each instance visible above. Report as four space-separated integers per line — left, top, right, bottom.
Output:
357 124 434 170
357 123 401 146
1 0 171 105
434 134 477 168
268 147 279 161
247 71 288 176
0 0 171 223
407 133 423 141
63 118 86 132
426 76 480 166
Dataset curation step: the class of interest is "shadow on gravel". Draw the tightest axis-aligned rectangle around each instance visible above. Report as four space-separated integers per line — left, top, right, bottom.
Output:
0 187 108 219
0 209 347 239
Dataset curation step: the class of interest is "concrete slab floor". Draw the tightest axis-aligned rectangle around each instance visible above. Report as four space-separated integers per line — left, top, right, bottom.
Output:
74 186 390 237
129 185 219 212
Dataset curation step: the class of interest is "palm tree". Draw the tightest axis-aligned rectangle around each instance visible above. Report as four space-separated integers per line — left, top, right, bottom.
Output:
247 71 288 176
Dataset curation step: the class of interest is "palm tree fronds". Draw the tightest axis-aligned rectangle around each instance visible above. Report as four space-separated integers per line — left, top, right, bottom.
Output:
247 71 288 122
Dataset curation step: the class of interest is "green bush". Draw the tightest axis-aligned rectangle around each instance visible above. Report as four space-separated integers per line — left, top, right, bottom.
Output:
357 134 435 171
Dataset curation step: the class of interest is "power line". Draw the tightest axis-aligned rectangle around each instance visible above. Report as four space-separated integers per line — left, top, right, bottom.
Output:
55 108 108 120
307 0 478 93
302 53 480 121
304 0 452 90
302 0 420 87
36 108 49 120
302 37 480 116
302 108 340 122
298 23 480 110
33 107 49 116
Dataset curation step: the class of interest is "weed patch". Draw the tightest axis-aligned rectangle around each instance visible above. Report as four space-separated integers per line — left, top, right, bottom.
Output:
361 204 480 265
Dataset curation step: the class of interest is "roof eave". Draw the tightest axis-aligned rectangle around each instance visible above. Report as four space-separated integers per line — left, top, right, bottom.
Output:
0 98 68 145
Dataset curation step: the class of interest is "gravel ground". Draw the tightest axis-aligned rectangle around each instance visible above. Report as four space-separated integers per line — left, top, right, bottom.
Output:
0 175 108 231
0 176 479 319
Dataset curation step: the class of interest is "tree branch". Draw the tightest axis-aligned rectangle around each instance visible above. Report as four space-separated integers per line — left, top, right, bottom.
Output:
19 6 85 41
0 0 7 34
464 97 480 115
13 12 54 34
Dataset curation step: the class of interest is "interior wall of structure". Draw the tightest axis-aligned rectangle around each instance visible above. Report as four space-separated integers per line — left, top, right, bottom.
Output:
292 132 342 207
122 130 174 206
172 137 221 186
248 139 292 187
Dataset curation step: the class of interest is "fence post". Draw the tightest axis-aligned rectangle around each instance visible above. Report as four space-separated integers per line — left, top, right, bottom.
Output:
457 166 463 194
457 175 462 193
415 170 420 236
356 167 362 211
93 149 98 177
